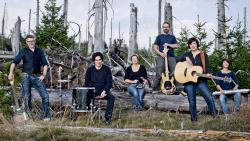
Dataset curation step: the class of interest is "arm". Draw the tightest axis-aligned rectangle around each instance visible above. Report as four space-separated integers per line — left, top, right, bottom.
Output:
8 49 24 81
84 68 91 87
231 72 239 89
39 49 49 80
164 43 178 49
124 67 138 84
104 67 113 93
153 44 165 58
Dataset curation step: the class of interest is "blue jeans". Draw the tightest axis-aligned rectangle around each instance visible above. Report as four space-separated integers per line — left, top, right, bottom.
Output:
127 84 145 110
219 92 241 114
21 73 49 118
184 81 217 121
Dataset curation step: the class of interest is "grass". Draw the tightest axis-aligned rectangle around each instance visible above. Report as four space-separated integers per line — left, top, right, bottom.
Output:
0 100 250 140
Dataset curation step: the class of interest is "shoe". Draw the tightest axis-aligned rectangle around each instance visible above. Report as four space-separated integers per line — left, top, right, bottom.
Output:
104 117 112 125
43 118 50 122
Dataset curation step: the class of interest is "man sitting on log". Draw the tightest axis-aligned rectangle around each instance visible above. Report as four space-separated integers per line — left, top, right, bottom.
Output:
84 52 115 125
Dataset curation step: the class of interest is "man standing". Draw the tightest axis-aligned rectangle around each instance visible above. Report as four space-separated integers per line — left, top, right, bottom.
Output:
152 21 178 90
8 35 49 121
84 52 115 125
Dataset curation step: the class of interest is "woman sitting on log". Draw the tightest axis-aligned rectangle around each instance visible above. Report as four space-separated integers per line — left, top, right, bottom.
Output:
124 54 148 112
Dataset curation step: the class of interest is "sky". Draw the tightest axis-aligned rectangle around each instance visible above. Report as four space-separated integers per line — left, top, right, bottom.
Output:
0 0 249 51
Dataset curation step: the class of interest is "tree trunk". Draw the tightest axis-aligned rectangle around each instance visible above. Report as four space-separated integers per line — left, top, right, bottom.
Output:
1 2 6 36
36 0 40 30
164 2 173 35
94 0 104 53
63 0 68 27
243 7 247 43
88 32 93 55
28 9 31 35
128 3 138 63
11 17 21 56
217 0 226 50
158 0 162 34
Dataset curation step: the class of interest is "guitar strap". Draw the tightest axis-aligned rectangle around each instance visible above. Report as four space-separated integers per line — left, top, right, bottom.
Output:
200 51 206 74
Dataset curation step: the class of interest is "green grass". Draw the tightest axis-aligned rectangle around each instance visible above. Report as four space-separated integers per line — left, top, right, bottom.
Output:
1 102 250 140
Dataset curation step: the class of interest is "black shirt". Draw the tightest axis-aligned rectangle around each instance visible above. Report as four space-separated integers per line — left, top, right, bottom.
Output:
124 65 147 83
12 46 48 75
84 65 112 93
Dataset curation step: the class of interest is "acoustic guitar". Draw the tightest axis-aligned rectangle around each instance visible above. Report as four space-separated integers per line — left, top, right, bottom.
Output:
174 61 232 84
160 47 175 94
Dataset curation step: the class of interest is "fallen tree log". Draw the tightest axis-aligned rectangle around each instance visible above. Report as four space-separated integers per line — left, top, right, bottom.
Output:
29 88 249 113
13 124 250 140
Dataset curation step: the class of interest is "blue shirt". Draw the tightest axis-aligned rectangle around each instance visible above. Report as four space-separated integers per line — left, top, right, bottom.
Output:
215 71 239 90
154 34 177 57
12 46 48 75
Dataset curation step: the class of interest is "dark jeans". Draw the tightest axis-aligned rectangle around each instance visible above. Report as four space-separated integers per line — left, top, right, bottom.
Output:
152 56 178 89
184 81 217 121
86 91 115 118
21 73 49 118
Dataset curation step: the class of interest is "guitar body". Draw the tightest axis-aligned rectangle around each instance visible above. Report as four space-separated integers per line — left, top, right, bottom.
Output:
160 47 175 94
161 72 175 94
174 61 203 84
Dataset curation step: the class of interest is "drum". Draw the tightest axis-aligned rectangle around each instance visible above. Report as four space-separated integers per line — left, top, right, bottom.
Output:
72 87 95 112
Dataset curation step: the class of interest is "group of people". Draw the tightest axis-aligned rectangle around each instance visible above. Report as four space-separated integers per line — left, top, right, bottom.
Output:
8 22 241 125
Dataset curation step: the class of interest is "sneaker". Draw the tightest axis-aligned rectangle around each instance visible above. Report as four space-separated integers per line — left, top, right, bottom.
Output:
104 116 112 125
43 118 50 122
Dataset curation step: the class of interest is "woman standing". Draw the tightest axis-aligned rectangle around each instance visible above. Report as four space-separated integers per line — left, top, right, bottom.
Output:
124 54 148 111
178 37 217 122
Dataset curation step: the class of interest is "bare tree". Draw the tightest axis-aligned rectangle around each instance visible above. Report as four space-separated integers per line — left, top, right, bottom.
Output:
243 7 247 43
164 2 173 35
158 0 162 34
63 0 68 27
128 3 138 63
1 2 6 36
11 17 21 55
217 0 226 49
36 0 40 30
28 9 31 34
94 0 104 53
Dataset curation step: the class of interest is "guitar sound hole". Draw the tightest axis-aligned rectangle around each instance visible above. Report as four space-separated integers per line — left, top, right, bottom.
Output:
191 71 197 76
164 81 172 90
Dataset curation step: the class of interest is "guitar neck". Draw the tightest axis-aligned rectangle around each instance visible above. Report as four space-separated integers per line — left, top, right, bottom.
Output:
196 73 225 81
165 57 170 80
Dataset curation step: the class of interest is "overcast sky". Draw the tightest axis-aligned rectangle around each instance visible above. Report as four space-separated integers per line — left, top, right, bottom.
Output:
0 0 249 51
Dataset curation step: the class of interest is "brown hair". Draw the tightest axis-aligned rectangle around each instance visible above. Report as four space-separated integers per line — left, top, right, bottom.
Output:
130 54 139 61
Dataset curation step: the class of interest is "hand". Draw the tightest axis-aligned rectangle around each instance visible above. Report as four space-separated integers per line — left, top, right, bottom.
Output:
143 79 148 85
163 43 169 48
100 91 107 98
233 87 238 90
185 57 193 65
39 75 45 81
206 73 212 77
159 52 167 58
8 73 14 81
220 89 225 94
133 79 139 84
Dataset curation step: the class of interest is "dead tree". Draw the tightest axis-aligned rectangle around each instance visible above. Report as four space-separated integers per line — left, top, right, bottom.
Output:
94 0 104 53
1 2 6 36
217 0 226 49
128 3 138 63
63 0 68 27
11 17 21 56
243 7 247 43
158 0 162 34
88 32 93 55
28 9 31 34
36 0 40 30
164 2 173 35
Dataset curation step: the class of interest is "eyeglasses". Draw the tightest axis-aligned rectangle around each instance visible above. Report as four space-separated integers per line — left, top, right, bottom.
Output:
26 40 35 42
